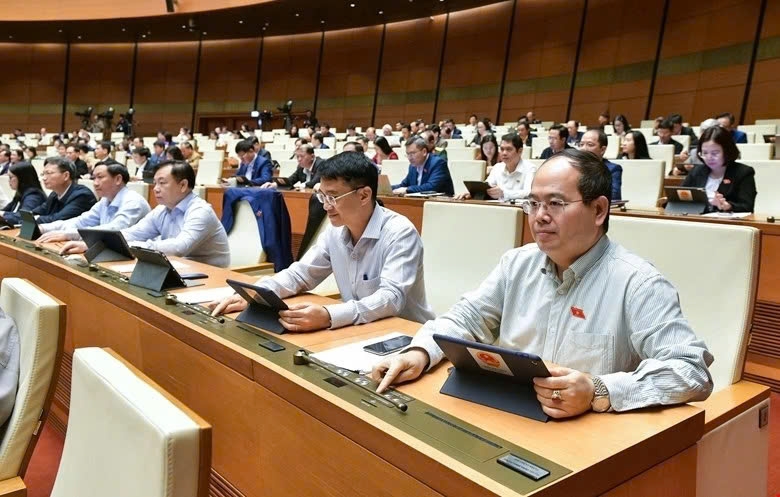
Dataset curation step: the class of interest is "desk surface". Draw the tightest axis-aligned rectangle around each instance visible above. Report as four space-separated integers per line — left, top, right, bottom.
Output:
0 232 706 497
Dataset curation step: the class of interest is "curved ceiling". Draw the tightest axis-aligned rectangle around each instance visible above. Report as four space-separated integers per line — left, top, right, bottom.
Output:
2 0 504 43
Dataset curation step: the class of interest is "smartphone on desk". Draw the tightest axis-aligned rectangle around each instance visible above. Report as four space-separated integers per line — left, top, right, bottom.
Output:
363 335 413 356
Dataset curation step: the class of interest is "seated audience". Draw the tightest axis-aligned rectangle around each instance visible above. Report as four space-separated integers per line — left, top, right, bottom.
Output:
232 139 273 186
540 124 573 159
478 134 500 174
0 308 20 429
94 141 120 168
165 146 184 161
716 112 747 144
516 122 536 148
444 119 462 139
619 131 651 160
612 114 631 137
342 142 364 153
598 111 610 128
121 161 230 267
469 119 491 147
392 137 455 196
66 145 89 177
525 110 541 124
565 121 583 147
668 113 699 148
175 127 190 144
312 133 329 150
681 126 756 213
180 142 201 168
460 133 536 202
5 157 96 225
468 114 479 127
132 147 152 180
150 140 166 165
0 150 11 175
249 136 272 162
423 129 447 162
365 127 377 142
289 125 300 138
319 123 335 139
579 129 622 201
400 124 412 146
1 162 46 215
40 164 150 246
372 136 398 167
652 119 689 174
371 149 714 417
208 152 435 329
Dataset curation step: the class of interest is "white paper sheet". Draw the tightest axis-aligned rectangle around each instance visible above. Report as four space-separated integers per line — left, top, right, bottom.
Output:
172 286 234 304
702 212 752 219
312 332 409 374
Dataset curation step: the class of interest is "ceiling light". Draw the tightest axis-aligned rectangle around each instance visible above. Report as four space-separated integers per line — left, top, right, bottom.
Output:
295 13 299 16
320 20 325 24
121 27 126 31
239 20 244 24
8 36 12 39
58 29 63 33
182 25 186 29
77 35 82 39
141 34 146 38
350 2 356 6
378 10 383 14
203 31 207 35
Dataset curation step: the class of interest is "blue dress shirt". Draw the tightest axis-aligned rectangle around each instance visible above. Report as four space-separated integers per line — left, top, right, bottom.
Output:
121 192 231 267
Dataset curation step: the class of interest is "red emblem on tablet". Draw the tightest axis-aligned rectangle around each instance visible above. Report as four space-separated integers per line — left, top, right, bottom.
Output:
571 307 586 319
476 352 501 368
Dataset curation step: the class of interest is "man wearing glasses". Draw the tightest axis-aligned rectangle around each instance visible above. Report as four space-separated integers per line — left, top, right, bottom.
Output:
209 152 435 331
371 149 714 418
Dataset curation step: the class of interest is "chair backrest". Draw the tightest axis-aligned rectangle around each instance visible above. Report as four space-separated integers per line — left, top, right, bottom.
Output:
201 150 225 162
613 160 665 210
51 347 211 497
640 120 656 128
421 202 524 315
31 159 45 176
194 160 222 186
532 136 548 159
671 134 691 150
125 181 149 200
449 160 487 195
444 138 466 148
635 128 655 143
0 175 12 202
738 124 777 137
648 144 675 172
227 200 266 267
737 143 773 160
742 160 780 215
379 160 409 186
197 139 216 152
79 179 99 199
313 148 335 160
605 135 621 159
447 148 478 161
114 151 127 165
278 160 299 178
306 216 340 298
608 217 758 390
0 278 64 480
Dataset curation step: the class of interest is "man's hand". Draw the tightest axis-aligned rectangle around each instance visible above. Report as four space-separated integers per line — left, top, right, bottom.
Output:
487 186 503 199
370 349 429 393
60 241 88 255
533 366 595 419
454 192 471 200
278 303 330 332
393 187 408 195
206 293 247 316
38 232 69 244
260 181 277 189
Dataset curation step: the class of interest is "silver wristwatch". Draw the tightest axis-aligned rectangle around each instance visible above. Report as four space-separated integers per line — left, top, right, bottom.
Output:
591 375 612 413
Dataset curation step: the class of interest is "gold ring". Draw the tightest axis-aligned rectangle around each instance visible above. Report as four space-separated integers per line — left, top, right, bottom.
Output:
551 389 562 401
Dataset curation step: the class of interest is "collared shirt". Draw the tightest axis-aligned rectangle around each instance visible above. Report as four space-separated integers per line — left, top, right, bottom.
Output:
410 236 714 412
121 192 230 267
134 161 149 179
415 164 424 185
56 183 72 201
0 309 19 431
485 160 537 201
258 205 435 329
41 186 151 240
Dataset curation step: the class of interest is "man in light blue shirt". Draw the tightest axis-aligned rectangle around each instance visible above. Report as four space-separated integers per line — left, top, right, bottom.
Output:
40 164 151 248
120 160 230 267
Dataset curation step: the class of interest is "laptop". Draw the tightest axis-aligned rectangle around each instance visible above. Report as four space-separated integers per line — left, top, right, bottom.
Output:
377 174 393 196
463 181 491 200
664 186 709 215
78 228 135 263
432 334 551 422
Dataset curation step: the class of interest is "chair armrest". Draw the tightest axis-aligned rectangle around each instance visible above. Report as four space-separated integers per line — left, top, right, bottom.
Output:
690 380 770 433
231 262 275 273
0 477 27 497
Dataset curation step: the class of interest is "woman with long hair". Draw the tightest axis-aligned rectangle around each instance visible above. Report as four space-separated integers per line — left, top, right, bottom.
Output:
2 162 46 215
372 136 398 166
619 131 651 160
479 134 500 174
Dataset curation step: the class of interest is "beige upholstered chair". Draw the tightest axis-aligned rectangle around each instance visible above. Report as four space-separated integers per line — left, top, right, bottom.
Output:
531 136 548 159
737 143 773 160
0 176 13 203
0 279 65 494
194 159 222 186
313 148 335 160
49 347 211 497
201 150 224 162
421 202 524 315
612 159 665 210
378 160 409 186
743 160 780 215
125 181 149 200
670 134 691 150
448 160 486 195
78 179 99 200
306 215 340 299
605 135 620 159
226 200 271 274
277 160 299 178
446 148 479 162
608 216 767 497
647 144 675 173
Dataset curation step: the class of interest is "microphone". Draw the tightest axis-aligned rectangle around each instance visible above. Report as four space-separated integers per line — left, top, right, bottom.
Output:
293 350 408 412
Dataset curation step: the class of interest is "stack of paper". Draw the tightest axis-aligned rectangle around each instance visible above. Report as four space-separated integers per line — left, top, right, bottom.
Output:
312 332 409 374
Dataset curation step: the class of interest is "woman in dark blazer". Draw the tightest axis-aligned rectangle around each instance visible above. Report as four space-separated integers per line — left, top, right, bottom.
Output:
682 125 756 213
2 162 46 215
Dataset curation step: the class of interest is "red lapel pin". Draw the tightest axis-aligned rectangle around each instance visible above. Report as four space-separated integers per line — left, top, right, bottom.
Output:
571 306 586 319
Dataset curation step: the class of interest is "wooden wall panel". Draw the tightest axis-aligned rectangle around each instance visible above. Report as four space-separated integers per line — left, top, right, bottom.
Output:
0 43 66 132
317 26 383 130
436 1 512 123
374 17 445 127
197 38 261 117
64 43 134 132
4 0 268 21
133 41 199 135
256 33 320 119
650 0 761 123
745 0 780 122
569 0 664 128
500 0 584 124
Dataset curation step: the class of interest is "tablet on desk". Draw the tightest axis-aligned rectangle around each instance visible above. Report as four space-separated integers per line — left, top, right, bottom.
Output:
78 228 135 263
128 247 204 291
664 186 708 215
433 334 550 422
226 278 288 334
463 181 491 200
18 211 41 241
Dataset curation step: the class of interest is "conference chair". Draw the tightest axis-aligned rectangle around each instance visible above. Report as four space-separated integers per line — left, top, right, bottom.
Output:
49 347 211 497
605 135 620 159
648 144 675 173
447 148 479 161
278 160 299 178
378 160 409 186
671 134 691 150
521 146 531 160
449 160 487 195
125 181 149 200
31 159 44 176
226 200 272 274
0 279 65 495
421 202 524 315
743 160 780 215
304 215 340 299
635 128 655 143
194 159 222 186
640 119 656 128
79 179 99 200
313 149 335 160
444 139 466 148
613 159 665 210
603 124 614 135
323 137 336 149
608 217 767 497
197 139 216 152
114 151 127 165
738 124 777 141
737 143 773 160
0 176 12 202
202 150 225 162
531 136 548 159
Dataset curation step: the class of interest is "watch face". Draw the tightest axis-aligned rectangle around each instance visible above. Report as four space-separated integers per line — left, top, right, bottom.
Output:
592 397 611 413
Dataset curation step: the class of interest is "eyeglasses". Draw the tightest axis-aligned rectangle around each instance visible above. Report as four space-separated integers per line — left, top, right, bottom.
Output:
521 198 584 216
316 188 360 206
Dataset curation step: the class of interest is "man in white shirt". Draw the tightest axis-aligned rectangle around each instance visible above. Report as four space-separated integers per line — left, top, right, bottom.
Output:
458 133 537 202
371 149 713 418
208 152 435 331
44 163 151 248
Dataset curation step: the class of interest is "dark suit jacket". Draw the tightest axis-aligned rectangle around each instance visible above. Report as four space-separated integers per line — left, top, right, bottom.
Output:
540 144 574 160
5 183 96 224
73 158 89 177
393 153 455 195
235 154 273 186
522 134 537 148
651 139 684 155
276 157 322 189
604 160 623 201
732 130 748 144
681 161 757 213
0 162 10 175
2 188 47 214
566 132 584 146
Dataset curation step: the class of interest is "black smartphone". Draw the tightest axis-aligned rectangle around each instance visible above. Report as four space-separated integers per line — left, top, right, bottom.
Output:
363 335 413 356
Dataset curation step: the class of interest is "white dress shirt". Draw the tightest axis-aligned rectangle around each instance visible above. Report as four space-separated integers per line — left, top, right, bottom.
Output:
410 235 714 412
258 205 435 328
40 186 151 240
121 192 230 268
134 161 149 179
485 160 537 201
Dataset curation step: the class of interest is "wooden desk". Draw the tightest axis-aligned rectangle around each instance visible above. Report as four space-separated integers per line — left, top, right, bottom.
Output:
0 234 708 497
